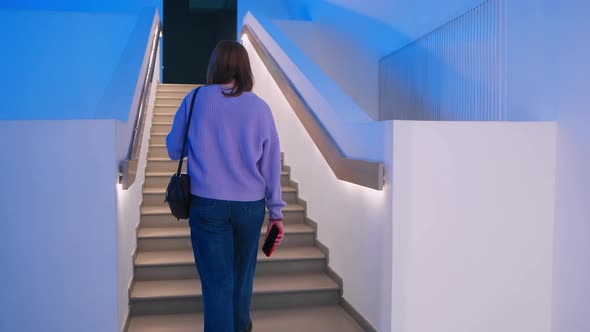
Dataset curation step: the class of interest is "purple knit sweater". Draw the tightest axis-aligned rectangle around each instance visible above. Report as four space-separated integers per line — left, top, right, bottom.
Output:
166 84 286 220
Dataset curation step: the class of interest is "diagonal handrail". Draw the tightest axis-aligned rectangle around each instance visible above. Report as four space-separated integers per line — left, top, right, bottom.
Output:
241 24 385 190
120 18 162 189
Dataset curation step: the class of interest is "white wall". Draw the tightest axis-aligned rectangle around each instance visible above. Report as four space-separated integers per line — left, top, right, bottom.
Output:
115 31 161 332
0 120 119 332
244 28 395 332
391 121 557 332
549 1 590 331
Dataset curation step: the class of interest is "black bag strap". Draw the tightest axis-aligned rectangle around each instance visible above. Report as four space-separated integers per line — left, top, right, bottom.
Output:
177 87 201 176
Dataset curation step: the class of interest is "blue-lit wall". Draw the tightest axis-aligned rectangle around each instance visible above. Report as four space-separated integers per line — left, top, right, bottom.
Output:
0 10 151 120
239 0 484 57
0 1 161 121
238 0 561 122
0 0 162 15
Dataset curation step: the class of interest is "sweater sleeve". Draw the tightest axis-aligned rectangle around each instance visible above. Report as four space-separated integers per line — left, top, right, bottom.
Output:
166 92 190 160
259 109 287 220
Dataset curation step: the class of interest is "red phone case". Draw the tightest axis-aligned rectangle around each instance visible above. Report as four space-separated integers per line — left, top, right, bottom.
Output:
263 224 280 257
266 243 277 257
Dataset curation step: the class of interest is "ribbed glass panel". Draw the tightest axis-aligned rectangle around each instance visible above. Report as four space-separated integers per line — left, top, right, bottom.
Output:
379 0 506 121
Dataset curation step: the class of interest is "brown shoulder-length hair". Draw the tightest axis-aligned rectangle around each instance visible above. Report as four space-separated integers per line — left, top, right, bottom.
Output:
206 40 254 97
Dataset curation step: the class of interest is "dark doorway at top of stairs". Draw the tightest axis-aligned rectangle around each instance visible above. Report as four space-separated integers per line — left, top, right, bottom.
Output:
163 0 237 84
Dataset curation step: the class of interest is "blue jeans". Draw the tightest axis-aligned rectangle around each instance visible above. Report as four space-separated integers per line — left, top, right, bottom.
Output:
189 196 265 332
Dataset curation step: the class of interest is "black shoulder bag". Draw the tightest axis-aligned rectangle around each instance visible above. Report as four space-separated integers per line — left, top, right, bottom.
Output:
165 87 201 220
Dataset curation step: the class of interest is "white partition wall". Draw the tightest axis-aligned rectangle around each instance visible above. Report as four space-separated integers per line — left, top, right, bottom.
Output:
391 121 557 332
0 120 119 332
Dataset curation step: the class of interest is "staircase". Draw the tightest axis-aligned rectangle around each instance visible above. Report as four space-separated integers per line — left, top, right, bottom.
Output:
126 84 365 332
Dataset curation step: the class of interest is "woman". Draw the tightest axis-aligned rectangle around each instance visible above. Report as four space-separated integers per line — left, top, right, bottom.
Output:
166 40 286 332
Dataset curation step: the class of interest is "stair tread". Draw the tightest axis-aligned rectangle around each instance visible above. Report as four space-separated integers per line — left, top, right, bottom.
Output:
158 83 203 86
127 305 364 332
131 273 339 299
142 185 296 194
138 223 313 239
155 92 197 95
141 204 304 215
145 170 289 177
135 246 325 266
147 147 285 161
147 157 184 161
158 84 202 88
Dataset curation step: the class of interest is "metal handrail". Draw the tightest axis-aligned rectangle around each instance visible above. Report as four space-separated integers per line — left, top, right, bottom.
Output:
241 25 385 190
120 21 162 189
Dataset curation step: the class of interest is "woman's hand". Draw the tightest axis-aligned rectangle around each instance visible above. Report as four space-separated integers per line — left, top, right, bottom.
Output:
266 219 284 245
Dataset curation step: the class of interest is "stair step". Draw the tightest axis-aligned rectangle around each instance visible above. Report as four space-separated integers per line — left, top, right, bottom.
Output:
146 158 187 172
157 91 189 99
134 246 326 280
156 96 184 103
149 133 168 145
144 169 289 177
142 188 296 206
153 105 179 115
143 168 290 186
152 113 175 122
137 223 313 251
138 222 310 239
147 146 286 161
151 122 173 134
158 83 202 91
155 102 182 108
130 273 340 315
136 243 323 265
127 305 364 332
142 185 296 206
141 204 304 215
145 159 290 185
140 204 305 226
